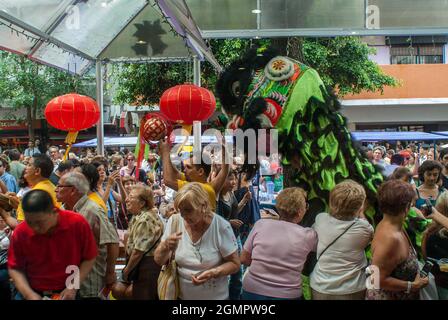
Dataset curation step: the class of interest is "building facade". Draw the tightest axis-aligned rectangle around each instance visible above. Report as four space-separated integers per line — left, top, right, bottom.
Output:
341 36 448 132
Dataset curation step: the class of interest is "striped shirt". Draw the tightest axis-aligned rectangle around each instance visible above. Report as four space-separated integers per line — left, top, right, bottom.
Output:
73 195 119 298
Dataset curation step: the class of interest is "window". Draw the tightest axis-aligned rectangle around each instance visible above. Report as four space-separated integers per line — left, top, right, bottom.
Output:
390 45 444 64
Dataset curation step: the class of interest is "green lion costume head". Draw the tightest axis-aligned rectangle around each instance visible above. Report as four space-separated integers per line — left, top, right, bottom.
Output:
216 46 384 226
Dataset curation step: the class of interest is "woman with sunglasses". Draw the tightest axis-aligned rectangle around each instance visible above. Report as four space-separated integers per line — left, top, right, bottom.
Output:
119 153 147 184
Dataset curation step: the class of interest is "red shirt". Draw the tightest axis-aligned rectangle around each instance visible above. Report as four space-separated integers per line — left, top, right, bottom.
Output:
8 209 98 292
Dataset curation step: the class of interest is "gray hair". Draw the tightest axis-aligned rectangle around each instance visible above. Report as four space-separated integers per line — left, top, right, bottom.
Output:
63 171 90 195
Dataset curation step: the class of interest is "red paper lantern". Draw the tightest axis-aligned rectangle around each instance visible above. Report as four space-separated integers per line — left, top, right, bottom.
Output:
45 93 100 132
159 84 216 125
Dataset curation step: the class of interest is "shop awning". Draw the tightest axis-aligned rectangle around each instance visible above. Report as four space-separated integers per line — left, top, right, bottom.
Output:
351 131 448 142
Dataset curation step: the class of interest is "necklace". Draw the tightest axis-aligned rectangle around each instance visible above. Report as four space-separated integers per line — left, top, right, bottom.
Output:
190 220 208 263
192 236 203 263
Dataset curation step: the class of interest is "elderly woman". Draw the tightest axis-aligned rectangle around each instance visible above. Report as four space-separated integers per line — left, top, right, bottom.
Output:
366 179 429 300
423 191 448 299
154 182 240 300
240 187 317 300
310 180 373 300
123 185 164 300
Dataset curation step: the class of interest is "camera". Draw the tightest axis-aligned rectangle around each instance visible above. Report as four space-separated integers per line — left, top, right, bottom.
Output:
420 260 434 277
421 199 433 217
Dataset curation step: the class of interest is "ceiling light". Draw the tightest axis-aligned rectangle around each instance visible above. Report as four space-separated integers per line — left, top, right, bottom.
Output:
101 2 108 7
252 9 261 14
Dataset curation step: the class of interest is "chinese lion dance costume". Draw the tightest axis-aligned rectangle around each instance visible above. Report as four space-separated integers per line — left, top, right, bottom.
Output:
216 47 429 250
217 46 385 227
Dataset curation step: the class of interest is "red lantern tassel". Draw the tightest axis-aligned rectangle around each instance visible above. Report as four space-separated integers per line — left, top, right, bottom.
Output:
63 131 79 161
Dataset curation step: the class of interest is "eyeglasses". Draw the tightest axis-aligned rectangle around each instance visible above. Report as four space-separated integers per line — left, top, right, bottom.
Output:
56 185 74 189
127 158 135 161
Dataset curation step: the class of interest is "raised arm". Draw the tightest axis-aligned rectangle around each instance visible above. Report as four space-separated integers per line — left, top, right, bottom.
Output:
0 180 7 194
159 137 182 190
0 208 18 230
209 139 230 194
429 208 448 230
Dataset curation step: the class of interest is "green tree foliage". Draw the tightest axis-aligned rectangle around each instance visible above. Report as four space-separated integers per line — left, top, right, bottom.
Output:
111 37 396 106
0 52 94 138
111 62 189 107
302 37 397 95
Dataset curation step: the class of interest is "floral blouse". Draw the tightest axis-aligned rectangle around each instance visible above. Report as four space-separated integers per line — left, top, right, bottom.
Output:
126 208 164 257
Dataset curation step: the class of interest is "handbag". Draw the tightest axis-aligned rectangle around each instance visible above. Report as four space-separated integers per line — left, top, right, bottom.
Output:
157 213 181 300
302 220 357 277
418 265 439 300
111 233 162 300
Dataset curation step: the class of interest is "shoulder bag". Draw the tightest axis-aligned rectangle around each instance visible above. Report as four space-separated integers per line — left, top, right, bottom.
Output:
302 220 357 277
157 213 181 300
111 232 162 300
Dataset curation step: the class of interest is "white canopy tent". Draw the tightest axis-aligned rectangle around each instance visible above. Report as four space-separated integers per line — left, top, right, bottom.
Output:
188 0 448 39
0 0 221 155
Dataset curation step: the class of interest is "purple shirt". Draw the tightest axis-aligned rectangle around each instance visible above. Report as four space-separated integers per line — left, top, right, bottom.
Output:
243 219 318 299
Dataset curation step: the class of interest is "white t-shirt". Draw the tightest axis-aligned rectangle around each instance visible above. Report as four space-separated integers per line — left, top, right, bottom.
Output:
310 212 373 295
17 187 31 198
162 214 238 300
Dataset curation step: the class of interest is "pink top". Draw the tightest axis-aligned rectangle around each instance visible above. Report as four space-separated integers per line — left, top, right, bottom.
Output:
243 219 317 299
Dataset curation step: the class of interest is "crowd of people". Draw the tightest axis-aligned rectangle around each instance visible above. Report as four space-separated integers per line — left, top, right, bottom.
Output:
0 138 447 300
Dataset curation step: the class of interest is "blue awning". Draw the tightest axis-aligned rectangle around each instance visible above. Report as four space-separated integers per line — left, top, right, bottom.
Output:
73 132 448 147
350 131 448 142
72 135 233 147
432 131 448 137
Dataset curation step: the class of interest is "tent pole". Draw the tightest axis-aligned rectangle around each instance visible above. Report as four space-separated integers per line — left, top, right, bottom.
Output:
193 56 202 163
193 56 201 86
96 60 105 156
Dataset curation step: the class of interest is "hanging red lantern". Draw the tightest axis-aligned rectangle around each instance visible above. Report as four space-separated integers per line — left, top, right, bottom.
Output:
159 84 216 125
45 93 100 159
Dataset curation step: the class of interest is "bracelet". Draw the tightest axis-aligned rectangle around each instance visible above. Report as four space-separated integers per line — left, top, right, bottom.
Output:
406 281 412 294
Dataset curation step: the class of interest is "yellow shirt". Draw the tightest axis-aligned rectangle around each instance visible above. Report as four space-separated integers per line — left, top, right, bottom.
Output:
88 192 108 212
177 174 217 211
17 179 61 222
